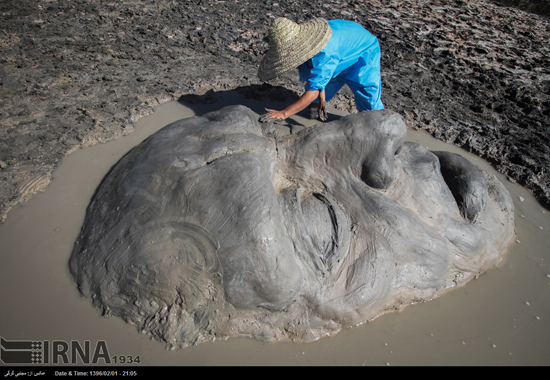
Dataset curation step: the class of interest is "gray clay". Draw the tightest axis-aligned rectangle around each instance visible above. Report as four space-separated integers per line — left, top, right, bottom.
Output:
69 106 515 347
432 151 488 222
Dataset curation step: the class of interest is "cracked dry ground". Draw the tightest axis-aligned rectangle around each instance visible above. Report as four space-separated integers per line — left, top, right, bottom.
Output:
0 0 549 222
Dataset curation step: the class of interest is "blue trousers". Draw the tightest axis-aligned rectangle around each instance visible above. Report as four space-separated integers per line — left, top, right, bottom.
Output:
314 49 384 112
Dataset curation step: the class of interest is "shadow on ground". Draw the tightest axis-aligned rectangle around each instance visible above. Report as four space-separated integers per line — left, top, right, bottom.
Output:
177 84 344 127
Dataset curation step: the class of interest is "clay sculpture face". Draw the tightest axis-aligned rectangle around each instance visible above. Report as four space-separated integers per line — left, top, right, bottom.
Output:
70 105 515 347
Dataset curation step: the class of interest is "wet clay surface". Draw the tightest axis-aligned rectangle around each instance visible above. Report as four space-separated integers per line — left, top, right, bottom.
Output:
1 0 549 224
0 98 549 365
68 100 514 347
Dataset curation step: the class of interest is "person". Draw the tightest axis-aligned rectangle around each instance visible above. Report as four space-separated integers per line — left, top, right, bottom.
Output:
258 17 384 122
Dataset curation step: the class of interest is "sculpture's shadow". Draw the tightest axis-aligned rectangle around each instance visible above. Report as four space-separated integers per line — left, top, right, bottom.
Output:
177 84 344 129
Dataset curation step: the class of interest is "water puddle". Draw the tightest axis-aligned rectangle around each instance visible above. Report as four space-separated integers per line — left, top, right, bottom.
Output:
1 93 548 365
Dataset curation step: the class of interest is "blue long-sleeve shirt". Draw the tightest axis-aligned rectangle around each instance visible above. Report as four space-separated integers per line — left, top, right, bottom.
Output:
298 20 380 92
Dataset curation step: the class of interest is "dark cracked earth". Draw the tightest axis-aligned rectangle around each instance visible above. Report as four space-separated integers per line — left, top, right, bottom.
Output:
0 0 549 223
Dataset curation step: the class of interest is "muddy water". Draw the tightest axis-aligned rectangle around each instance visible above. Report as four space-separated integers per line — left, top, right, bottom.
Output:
1 93 549 366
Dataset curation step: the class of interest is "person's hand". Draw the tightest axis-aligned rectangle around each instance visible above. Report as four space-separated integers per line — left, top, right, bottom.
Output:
267 109 286 120
318 90 327 121
259 108 286 123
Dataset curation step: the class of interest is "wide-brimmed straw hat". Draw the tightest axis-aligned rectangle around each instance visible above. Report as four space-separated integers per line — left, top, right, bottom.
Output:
258 17 332 82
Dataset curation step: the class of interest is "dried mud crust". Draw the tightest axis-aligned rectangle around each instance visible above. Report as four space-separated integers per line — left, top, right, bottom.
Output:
0 0 549 222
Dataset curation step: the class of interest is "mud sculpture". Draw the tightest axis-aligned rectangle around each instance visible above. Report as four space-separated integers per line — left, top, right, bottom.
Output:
70 105 515 347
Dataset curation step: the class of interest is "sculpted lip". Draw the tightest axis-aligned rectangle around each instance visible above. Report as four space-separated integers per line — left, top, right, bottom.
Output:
282 185 352 279
311 192 340 266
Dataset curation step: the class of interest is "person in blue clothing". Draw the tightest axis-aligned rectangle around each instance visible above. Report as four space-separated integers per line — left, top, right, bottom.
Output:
258 17 384 122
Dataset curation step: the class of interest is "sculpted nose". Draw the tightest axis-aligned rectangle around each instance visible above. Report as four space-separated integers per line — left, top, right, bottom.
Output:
357 110 406 189
283 109 406 191
361 153 395 189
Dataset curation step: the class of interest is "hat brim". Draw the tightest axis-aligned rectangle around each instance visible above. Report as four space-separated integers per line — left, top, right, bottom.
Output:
258 18 332 82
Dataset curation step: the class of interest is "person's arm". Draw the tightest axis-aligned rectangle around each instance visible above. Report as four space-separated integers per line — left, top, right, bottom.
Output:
267 90 320 120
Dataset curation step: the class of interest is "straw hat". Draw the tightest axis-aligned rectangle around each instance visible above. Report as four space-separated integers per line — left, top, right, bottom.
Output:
258 17 332 82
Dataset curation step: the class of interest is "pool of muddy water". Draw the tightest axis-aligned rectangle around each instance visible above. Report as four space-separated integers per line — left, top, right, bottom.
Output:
1 92 549 366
